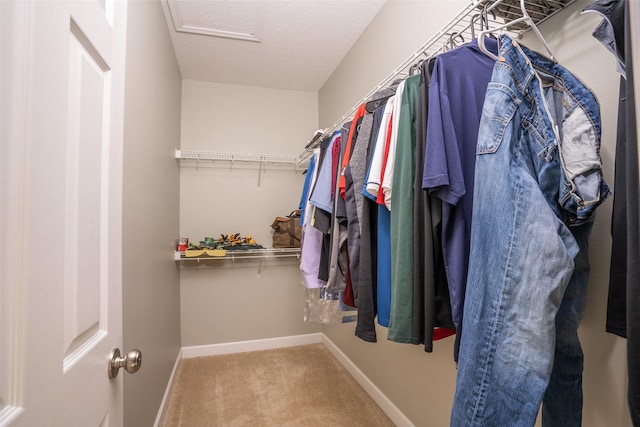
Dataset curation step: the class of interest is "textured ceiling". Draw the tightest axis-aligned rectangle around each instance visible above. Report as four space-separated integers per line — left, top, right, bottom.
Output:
161 0 387 92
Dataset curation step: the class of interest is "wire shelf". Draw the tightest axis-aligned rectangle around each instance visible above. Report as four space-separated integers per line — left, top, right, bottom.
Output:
297 0 576 165
175 248 301 262
176 149 307 165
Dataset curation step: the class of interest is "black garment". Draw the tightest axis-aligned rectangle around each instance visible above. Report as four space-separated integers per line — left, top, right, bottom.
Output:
585 0 630 336
623 2 640 422
586 1 640 423
354 105 387 342
585 0 629 340
354 197 379 341
607 76 629 338
412 63 429 348
413 58 454 351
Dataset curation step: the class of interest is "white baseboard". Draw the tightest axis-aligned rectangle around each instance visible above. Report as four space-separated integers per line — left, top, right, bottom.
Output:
181 333 323 358
153 348 183 427
321 334 415 427
156 333 412 427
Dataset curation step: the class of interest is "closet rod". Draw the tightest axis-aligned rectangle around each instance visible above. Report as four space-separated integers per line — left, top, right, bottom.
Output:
297 0 575 167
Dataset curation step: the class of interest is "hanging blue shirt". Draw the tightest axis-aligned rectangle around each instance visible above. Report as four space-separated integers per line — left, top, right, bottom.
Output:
309 133 339 213
298 153 316 225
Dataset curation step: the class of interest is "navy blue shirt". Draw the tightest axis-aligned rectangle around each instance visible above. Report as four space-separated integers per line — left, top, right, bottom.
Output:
422 38 498 359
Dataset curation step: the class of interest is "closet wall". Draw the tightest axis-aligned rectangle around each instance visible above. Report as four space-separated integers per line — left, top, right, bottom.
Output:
122 1 182 426
319 1 630 426
178 80 322 346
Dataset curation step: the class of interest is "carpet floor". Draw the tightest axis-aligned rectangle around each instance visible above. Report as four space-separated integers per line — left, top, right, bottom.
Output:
160 343 396 426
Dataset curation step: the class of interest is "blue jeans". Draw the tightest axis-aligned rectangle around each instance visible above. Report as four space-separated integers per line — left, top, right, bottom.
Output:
451 36 610 427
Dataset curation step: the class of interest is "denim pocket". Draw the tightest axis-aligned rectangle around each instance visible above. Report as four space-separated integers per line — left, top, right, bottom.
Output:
477 82 520 155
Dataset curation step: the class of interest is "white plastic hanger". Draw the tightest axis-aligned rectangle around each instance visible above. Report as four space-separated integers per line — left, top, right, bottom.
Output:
478 0 556 62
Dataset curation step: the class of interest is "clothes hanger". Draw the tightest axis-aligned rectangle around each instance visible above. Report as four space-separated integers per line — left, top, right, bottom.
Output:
470 13 480 39
482 5 498 39
446 32 465 51
471 6 496 40
408 54 427 76
478 0 556 62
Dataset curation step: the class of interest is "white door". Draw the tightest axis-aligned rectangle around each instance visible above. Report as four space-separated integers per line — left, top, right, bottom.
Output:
1 0 128 426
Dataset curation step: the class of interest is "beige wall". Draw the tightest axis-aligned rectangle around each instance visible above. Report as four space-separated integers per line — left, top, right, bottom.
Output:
179 80 322 346
318 0 468 128
122 1 182 426
319 1 630 426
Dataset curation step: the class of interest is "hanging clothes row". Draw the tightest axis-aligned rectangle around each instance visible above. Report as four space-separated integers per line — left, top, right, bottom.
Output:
300 36 505 351
297 8 613 426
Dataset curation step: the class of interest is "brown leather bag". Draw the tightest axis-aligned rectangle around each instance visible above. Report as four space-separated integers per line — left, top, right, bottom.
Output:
271 210 302 248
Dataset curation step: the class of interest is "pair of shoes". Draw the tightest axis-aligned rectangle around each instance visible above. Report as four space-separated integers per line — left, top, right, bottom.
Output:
216 233 258 247
184 248 227 258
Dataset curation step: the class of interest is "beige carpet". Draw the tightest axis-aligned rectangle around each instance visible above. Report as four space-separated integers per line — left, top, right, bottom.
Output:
160 343 396 427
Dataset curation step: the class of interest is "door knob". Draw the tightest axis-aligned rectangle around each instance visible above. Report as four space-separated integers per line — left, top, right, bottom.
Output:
108 348 142 379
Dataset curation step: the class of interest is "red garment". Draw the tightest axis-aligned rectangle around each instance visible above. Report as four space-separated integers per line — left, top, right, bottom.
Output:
342 252 356 308
433 328 456 341
376 112 394 206
338 103 367 199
